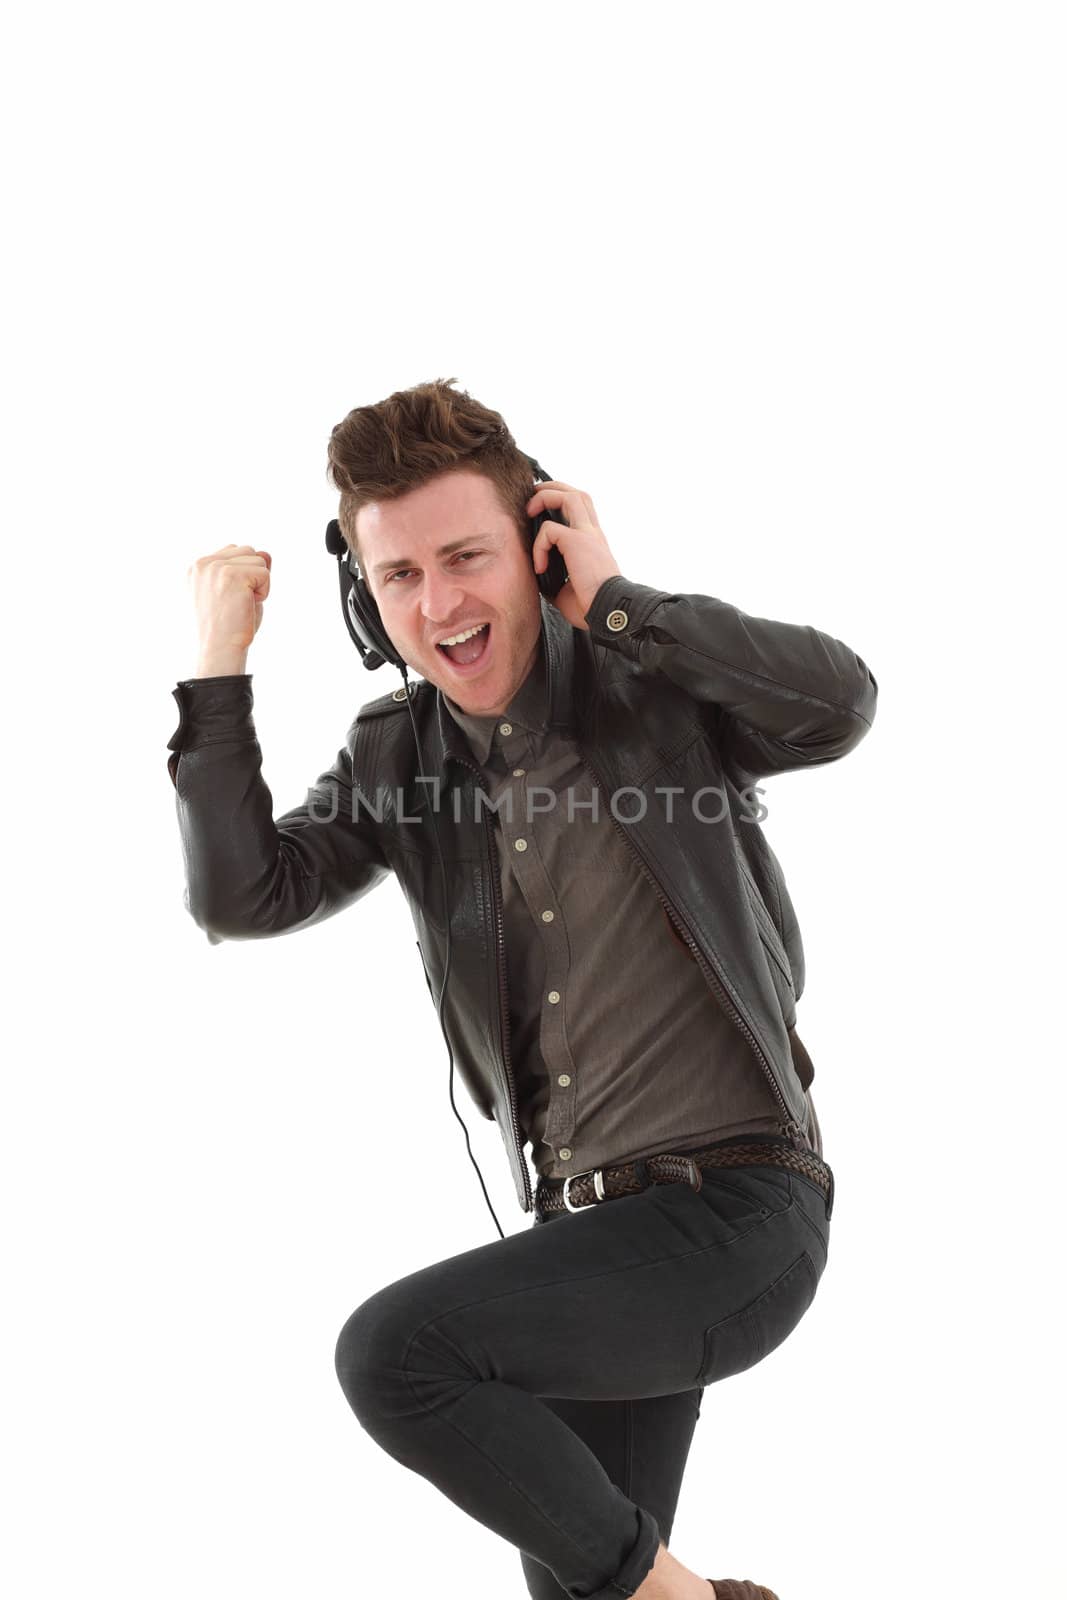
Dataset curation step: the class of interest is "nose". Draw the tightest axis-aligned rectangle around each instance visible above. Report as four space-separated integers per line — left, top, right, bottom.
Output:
419 566 467 626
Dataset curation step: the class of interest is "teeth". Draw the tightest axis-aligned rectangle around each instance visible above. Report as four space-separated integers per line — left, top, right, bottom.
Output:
438 622 488 647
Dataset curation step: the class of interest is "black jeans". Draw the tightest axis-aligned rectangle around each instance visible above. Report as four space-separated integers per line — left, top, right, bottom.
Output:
334 1155 832 1600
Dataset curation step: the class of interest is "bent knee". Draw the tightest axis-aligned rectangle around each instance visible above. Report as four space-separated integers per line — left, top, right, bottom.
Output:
334 1285 408 1414
334 1279 477 1427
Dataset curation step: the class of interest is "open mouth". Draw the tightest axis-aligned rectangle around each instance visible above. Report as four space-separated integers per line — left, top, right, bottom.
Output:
435 621 491 672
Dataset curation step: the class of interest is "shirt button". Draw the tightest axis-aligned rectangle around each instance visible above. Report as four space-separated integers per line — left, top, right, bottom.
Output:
499 722 513 735
606 608 629 631
514 837 528 852
513 768 525 777
558 1074 571 1087
559 1148 573 1161
547 990 560 1003
541 909 554 922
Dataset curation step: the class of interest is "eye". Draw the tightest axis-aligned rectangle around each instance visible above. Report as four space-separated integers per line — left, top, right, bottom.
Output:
385 551 483 585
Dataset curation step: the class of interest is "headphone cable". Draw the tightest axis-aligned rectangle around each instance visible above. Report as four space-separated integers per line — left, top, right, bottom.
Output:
400 661 507 1241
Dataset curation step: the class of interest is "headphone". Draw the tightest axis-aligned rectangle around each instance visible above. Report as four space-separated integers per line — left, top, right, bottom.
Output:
324 454 569 1237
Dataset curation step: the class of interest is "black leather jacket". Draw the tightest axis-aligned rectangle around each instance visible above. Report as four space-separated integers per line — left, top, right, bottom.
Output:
167 573 878 1212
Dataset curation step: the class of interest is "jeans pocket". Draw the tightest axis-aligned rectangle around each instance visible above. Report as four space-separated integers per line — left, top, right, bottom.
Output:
697 1248 819 1385
789 1174 831 1265
692 1166 793 1220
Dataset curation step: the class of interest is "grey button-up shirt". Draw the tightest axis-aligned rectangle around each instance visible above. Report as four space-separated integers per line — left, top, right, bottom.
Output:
442 635 816 1183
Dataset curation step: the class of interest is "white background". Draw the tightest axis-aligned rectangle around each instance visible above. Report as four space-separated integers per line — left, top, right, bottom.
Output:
4 3 1064 1597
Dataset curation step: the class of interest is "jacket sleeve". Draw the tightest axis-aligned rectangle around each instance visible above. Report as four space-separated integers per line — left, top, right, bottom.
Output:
583 574 878 783
166 675 392 944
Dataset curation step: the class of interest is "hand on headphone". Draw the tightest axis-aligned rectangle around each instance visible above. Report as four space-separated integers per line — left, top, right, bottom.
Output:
526 481 622 632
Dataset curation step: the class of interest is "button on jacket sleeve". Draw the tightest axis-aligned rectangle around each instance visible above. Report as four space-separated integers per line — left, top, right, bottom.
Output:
166 675 392 945
583 574 878 785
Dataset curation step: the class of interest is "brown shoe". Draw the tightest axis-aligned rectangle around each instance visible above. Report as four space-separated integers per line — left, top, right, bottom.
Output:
707 1581 780 1600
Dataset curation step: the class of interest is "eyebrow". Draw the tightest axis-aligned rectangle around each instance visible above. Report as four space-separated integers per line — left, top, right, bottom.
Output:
371 536 493 579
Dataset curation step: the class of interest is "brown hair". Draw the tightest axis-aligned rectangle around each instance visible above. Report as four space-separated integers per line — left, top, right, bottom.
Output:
326 377 535 573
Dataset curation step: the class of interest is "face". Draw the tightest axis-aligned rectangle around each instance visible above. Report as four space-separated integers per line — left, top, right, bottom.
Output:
355 468 543 717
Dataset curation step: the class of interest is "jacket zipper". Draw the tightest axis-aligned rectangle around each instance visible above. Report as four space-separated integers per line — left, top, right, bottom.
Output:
451 755 532 1211
577 751 807 1151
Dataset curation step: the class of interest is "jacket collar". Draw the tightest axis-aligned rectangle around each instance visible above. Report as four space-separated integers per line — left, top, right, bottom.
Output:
432 596 577 775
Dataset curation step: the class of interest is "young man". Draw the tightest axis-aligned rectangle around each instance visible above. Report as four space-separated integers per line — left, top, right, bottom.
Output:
168 379 877 1600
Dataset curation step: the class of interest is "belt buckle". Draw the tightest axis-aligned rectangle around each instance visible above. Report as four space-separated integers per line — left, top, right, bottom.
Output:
563 1167 606 1213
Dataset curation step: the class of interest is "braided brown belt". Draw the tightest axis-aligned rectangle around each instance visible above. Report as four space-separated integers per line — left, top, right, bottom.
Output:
534 1140 834 1220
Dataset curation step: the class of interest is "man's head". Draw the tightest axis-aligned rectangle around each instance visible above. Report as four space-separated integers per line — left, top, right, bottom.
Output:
327 378 543 717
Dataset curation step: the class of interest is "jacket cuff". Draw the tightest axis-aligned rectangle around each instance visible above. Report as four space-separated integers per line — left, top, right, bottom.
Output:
167 675 255 753
583 574 672 654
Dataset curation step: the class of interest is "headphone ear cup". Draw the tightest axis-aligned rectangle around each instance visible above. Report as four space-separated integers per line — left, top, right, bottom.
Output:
347 565 405 671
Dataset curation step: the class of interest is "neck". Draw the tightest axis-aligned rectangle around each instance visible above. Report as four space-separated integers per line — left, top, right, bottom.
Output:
454 627 543 719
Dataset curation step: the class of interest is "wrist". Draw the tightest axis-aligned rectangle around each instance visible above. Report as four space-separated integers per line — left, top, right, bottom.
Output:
194 653 249 678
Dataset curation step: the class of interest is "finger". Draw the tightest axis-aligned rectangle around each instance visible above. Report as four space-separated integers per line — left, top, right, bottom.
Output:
207 555 270 567
527 480 576 507
531 513 573 571
530 521 558 570
527 484 580 516
527 484 599 528
196 546 262 566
